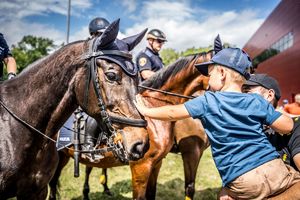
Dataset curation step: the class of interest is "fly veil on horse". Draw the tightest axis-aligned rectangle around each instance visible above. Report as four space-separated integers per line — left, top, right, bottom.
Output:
49 42 214 200
0 19 149 199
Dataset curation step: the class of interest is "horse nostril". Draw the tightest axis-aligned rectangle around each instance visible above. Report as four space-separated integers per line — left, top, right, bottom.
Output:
130 141 148 160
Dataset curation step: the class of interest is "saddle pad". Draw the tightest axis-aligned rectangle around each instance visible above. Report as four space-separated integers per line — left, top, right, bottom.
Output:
56 114 74 151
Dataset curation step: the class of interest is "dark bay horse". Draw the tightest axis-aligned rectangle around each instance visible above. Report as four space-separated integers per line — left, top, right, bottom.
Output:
0 19 149 199
49 51 212 200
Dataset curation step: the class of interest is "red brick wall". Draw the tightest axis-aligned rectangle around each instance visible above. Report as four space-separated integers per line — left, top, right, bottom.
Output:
243 0 300 103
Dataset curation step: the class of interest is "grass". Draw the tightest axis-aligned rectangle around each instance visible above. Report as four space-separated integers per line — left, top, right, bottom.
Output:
56 147 221 200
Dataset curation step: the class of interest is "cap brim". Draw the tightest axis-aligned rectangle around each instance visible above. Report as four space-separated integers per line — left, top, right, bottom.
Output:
244 80 261 86
195 61 214 76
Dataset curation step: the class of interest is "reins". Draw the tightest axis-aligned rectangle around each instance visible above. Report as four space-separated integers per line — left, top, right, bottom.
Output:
138 85 196 99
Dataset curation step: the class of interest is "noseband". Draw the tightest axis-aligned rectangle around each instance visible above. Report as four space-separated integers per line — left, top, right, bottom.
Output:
82 38 147 162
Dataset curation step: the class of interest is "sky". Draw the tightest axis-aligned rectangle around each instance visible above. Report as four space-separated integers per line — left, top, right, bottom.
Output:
0 0 281 54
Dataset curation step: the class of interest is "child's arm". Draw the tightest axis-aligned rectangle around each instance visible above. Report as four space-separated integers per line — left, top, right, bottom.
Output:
270 114 293 134
135 95 190 121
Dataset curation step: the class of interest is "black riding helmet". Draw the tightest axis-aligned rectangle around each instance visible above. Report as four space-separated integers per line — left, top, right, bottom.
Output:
89 17 110 36
146 29 167 42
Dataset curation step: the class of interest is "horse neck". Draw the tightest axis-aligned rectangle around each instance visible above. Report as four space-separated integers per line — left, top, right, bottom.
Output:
1 41 87 137
142 55 204 105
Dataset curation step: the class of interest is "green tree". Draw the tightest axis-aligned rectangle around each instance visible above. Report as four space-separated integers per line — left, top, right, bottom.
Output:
160 48 180 66
11 35 56 73
160 46 213 67
180 46 213 57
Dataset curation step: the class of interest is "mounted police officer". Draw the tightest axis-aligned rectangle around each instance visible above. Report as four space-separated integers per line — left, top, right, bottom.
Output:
136 29 167 81
0 33 17 81
58 18 112 162
83 17 111 160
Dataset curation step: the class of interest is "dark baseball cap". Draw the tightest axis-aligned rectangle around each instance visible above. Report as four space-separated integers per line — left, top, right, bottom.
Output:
195 47 252 79
244 74 281 100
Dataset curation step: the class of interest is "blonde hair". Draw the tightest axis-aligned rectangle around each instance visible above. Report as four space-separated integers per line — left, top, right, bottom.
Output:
216 65 246 85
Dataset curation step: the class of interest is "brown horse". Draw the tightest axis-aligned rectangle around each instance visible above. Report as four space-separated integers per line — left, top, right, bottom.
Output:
49 51 212 200
0 19 149 199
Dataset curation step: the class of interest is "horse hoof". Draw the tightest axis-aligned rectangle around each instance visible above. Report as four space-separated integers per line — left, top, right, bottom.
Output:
104 189 113 196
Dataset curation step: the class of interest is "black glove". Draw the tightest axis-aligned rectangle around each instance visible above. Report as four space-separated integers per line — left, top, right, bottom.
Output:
7 72 16 80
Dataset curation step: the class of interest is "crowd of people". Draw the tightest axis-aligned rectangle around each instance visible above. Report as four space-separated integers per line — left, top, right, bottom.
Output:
1 16 300 199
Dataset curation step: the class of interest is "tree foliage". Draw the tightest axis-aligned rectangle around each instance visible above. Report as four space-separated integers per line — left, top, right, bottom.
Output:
160 48 179 66
160 46 213 66
160 40 236 67
11 35 56 73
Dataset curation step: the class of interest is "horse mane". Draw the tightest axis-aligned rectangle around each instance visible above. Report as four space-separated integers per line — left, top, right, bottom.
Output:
20 40 86 75
140 54 198 91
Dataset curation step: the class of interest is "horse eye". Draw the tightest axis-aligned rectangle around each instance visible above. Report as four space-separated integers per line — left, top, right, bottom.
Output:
105 72 119 82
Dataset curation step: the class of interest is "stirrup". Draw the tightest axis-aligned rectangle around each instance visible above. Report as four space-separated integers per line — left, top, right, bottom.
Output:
83 153 104 163
81 145 104 163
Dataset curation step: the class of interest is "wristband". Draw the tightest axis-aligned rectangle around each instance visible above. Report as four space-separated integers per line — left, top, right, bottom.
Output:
7 72 16 80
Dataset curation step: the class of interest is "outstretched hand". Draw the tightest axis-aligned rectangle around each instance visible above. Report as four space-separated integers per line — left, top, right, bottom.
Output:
134 94 147 116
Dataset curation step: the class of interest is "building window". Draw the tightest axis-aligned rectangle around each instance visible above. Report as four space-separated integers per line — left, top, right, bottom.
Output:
252 31 294 68
271 32 293 52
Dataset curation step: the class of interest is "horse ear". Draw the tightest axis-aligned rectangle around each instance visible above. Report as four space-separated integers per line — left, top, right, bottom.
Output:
214 34 223 54
94 18 120 50
121 28 148 51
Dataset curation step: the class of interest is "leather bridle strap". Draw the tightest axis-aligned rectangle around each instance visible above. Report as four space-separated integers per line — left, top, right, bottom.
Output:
110 115 147 127
82 50 132 60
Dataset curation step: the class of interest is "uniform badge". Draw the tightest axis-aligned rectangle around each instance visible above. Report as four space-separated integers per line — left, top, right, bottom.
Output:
139 57 147 66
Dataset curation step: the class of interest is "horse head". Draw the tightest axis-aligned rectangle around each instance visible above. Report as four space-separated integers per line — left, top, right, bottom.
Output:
77 19 149 161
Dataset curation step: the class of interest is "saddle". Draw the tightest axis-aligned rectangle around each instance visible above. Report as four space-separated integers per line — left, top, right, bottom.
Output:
56 108 107 162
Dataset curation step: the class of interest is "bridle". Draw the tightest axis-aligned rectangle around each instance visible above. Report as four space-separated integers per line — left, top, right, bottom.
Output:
80 37 147 162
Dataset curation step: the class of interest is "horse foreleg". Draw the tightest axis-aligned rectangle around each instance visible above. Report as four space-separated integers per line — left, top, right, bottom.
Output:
268 182 300 200
179 136 204 200
130 161 154 200
100 168 112 195
83 166 93 200
146 160 163 200
49 151 70 200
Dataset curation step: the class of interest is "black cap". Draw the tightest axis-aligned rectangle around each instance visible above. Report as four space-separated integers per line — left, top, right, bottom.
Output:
244 74 281 100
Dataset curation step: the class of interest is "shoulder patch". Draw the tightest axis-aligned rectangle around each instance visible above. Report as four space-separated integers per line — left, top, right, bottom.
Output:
139 57 147 67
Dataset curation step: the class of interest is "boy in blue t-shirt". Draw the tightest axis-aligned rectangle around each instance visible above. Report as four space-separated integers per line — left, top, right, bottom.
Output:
135 48 300 199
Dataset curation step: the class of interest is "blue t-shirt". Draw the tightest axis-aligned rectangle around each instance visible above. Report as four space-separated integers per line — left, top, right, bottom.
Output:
184 91 281 186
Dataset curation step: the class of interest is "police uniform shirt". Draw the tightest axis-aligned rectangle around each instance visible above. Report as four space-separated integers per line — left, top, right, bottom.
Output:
0 33 12 62
0 33 12 78
136 47 163 75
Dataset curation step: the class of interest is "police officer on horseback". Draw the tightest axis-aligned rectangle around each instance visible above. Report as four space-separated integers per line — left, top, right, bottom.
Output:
82 17 111 158
0 33 17 81
136 29 167 81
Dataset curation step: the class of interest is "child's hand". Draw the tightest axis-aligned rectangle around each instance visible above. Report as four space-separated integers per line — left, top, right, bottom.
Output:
134 94 147 116
218 188 235 200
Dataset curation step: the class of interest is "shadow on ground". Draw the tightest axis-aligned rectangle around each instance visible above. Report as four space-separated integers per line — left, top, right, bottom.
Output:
71 178 220 200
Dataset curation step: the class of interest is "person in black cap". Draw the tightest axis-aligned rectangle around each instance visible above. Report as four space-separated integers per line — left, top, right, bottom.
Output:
243 74 300 172
0 33 17 80
136 29 167 81
135 47 300 199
